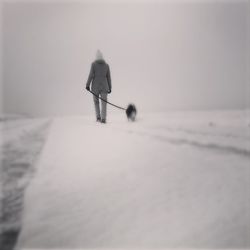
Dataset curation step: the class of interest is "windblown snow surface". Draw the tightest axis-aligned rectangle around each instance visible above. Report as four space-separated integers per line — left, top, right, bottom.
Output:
0 116 51 250
7 110 250 249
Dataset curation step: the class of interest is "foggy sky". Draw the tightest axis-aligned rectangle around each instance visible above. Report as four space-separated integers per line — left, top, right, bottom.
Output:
2 0 249 116
0 1 3 114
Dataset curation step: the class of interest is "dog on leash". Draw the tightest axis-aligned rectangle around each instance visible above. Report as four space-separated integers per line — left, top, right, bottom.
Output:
126 104 137 121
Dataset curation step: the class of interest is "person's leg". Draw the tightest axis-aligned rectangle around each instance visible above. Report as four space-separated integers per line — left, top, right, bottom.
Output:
100 93 107 123
93 94 101 121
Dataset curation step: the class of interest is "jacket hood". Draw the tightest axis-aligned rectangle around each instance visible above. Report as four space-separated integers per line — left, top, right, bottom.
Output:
96 50 104 61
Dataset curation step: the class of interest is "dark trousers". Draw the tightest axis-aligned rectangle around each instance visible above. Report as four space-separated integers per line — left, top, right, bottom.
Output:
93 93 107 120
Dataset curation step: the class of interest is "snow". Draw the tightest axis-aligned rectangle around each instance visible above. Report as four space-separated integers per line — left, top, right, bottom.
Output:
12 110 250 248
0 117 51 250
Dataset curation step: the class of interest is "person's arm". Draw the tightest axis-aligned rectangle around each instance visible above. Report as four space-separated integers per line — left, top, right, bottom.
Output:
86 63 94 90
106 64 112 93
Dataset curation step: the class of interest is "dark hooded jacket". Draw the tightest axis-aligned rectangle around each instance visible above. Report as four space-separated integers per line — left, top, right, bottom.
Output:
86 60 112 94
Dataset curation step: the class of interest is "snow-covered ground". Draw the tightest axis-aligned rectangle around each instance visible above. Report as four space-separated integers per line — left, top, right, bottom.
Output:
4 110 250 249
0 117 51 250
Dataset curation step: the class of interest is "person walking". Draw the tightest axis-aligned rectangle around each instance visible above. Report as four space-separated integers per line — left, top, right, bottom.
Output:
86 50 112 123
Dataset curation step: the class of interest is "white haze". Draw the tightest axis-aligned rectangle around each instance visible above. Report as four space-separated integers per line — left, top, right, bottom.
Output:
0 1 3 114
2 0 250 116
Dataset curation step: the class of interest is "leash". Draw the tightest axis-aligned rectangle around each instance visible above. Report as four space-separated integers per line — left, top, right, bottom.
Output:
87 90 126 111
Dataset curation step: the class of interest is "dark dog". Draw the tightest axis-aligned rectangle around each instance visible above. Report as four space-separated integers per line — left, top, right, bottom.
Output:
126 104 137 121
